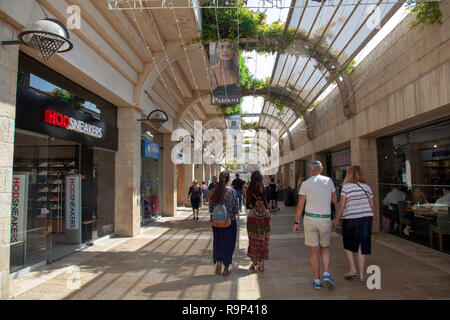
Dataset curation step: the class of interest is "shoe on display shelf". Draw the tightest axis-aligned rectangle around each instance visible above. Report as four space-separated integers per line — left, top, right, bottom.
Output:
67 161 76 167
50 196 58 201
38 162 48 167
38 171 48 176
51 179 63 184
50 187 60 193
36 196 47 201
38 187 49 193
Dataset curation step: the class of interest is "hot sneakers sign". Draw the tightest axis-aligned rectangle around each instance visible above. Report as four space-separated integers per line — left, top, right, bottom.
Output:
44 109 103 139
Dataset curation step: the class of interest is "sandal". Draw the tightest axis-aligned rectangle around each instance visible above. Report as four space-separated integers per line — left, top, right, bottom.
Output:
258 264 264 272
215 261 222 275
344 272 358 279
249 262 258 273
223 269 231 276
360 273 369 282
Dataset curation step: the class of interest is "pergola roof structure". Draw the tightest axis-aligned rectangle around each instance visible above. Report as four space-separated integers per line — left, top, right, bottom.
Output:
253 0 403 137
93 1 404 160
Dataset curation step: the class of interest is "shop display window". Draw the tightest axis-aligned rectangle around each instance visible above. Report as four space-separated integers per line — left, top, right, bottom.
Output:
377 119 450 253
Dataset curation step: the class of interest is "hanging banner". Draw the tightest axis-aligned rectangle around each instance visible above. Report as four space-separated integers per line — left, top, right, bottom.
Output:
11 174 29 244
209 40 241 105
65 175 81 230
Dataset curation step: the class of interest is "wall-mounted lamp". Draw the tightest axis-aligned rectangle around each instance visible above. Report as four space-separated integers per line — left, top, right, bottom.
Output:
2 18 73 61
138 109 169 129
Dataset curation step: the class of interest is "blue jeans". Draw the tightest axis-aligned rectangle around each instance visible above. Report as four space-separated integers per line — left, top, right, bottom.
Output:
236 189 243 211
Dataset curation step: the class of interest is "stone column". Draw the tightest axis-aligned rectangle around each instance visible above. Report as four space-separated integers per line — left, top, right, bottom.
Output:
204 164 211 183
0 20 19 299
162 133 177 217
351 137 380 231
283 164 290 188
115 107 141 237
183 163 193 207
194 164 204 184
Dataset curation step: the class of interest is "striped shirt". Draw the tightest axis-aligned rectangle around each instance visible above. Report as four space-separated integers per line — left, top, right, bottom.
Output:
341 183 374 219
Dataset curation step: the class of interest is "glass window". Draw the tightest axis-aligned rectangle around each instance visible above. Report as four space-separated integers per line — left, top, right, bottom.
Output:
377 119 450 252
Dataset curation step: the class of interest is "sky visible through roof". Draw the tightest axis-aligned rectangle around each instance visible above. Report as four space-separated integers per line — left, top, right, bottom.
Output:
241 0 408 136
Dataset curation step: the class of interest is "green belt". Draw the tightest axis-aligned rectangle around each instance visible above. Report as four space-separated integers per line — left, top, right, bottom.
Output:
305 212 331 219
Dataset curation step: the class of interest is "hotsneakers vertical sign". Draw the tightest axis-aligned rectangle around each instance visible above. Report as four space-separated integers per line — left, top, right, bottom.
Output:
11 174 29 244
65 175 81 230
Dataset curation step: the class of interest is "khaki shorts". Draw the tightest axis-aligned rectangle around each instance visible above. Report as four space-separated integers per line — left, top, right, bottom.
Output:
303 216 332 247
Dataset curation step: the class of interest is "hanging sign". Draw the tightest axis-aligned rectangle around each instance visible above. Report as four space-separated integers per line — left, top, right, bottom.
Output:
11 174 29 244
142 140 161 160
65 175 81 230
209 40 241 105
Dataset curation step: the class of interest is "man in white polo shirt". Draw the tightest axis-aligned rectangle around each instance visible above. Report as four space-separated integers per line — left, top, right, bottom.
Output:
293 160 337 289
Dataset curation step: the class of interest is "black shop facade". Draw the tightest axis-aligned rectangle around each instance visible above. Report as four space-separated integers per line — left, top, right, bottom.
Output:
10 53 118 273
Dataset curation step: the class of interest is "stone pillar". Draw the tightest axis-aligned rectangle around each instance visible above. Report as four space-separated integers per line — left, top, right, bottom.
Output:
204 164 211 183
162 133 177 217
351 137 380 231
283 164 290 188
183 163 194 207
115 107 141 237
194 164 204 184
0 20 19 299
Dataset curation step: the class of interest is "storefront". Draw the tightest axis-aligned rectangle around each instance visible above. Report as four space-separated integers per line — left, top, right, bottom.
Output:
377 118 450 252
140 126 163 225
326 148 351 198
10 53 118 272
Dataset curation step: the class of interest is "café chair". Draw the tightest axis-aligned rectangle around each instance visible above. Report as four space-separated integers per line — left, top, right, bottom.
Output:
398 201 413 236
429 208 450 251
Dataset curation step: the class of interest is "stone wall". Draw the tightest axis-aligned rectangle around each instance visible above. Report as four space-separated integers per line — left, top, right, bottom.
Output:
0 18 19 299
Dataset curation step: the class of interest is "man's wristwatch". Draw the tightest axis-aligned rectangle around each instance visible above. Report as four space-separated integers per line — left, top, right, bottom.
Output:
294 221 299 225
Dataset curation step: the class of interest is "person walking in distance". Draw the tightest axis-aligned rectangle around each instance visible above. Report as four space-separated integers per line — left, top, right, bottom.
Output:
208 176 218 202
201 181 208 205
267 177 278 213
209 171 239 276
335 166 376 282
232 173 245 212
188 180 202 220
293 161 337 289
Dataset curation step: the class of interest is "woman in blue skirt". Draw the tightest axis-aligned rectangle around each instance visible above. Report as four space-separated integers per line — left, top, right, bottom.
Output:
209 171 239 276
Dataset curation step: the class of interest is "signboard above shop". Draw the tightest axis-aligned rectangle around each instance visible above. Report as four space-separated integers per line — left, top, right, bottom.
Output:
421 147 450 161
332 148 351 167
15 88 118 151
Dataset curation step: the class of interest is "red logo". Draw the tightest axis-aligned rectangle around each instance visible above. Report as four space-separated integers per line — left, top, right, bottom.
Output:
44 109 70 128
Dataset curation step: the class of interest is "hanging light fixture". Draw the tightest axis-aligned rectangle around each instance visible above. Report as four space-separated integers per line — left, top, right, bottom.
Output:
1 2 73 61
138 109 169 129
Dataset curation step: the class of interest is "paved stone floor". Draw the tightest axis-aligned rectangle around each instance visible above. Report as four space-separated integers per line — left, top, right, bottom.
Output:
8 205 450 300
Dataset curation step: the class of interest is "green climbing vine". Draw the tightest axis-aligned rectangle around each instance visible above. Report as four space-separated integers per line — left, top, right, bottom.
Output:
406 0 443 28
203 1 357 117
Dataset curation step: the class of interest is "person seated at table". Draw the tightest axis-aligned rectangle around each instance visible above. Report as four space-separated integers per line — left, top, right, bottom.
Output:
433 184 450 213
403 188 428 235
383 181 406 233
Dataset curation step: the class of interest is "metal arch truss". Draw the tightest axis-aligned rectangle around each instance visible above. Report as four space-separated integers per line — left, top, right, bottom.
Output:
107 0 411 10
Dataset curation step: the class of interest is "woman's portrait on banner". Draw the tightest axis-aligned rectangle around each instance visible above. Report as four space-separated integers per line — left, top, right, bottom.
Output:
209 39 241 105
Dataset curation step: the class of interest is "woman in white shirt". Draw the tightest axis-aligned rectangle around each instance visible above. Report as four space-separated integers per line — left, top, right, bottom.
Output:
335 165 376 282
